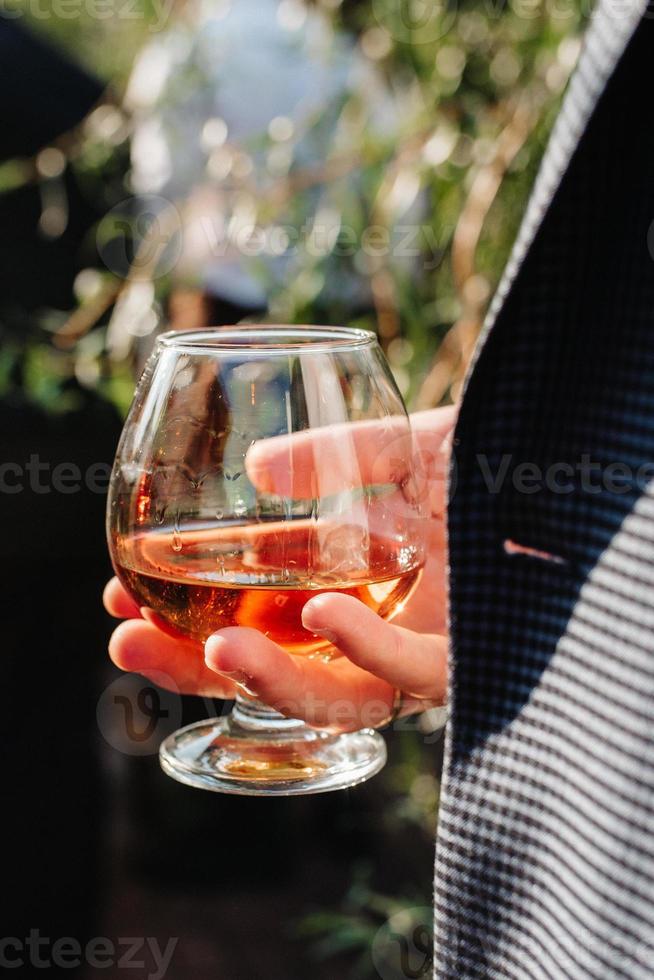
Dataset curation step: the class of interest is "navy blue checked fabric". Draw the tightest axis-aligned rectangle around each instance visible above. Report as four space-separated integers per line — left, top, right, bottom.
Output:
437 1 654 977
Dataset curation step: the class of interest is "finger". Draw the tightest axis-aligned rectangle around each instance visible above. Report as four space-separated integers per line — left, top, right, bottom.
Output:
301 593 447 702
408 408 457 518
409 406 458 438
103 577 143 619
205 627 394 732
109 619 236 698
245 405 457 499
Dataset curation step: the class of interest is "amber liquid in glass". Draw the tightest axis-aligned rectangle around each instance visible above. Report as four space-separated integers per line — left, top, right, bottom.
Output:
113 522 422 657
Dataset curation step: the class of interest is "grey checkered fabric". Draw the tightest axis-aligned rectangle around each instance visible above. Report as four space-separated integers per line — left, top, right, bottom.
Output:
436 2 654 977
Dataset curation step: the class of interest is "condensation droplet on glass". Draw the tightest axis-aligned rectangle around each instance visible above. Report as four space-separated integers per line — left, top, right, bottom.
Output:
172 513 182 552
121 463 140 484
215 507 224 520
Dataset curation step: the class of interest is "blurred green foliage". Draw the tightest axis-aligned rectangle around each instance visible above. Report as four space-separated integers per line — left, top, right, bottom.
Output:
5 0 156 83
3 0 585 413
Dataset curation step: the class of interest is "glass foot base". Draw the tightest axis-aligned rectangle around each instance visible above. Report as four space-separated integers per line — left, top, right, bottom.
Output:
159 713 387 796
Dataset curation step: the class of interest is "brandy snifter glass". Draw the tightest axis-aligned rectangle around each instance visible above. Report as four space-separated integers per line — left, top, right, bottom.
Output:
107 326 427 795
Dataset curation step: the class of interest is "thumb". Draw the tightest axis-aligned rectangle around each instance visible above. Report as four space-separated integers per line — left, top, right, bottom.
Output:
301 593 447 702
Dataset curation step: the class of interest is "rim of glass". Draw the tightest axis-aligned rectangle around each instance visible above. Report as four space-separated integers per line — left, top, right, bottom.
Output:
157 325 377 355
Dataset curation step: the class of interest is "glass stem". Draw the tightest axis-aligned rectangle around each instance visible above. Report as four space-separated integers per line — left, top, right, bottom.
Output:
231 692 304 732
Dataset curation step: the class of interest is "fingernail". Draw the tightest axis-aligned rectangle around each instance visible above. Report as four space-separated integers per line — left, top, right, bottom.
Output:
205 658 257 693
301 596 338 640
205 636 256 690
210 666 252 686
302 609 339 644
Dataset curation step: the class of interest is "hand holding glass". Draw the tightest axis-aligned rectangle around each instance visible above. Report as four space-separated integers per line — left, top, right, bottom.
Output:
107 326 428 795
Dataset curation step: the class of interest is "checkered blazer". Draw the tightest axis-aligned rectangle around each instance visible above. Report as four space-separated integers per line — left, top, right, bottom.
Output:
436 2 654 977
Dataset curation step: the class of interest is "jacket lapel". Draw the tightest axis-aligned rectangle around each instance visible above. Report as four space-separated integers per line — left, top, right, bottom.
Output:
467 0 648 376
